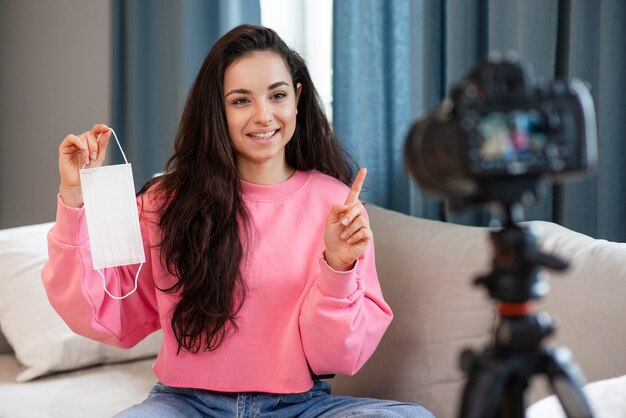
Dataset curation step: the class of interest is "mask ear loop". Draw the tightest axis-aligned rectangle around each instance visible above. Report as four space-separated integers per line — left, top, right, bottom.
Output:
82 128 143 300
80 128 128 170
97 264 144 300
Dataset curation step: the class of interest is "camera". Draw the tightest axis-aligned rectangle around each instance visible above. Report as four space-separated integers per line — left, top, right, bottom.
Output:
404 53 598 208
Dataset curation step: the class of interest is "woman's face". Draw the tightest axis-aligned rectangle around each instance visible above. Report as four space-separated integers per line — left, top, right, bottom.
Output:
223 51 301 182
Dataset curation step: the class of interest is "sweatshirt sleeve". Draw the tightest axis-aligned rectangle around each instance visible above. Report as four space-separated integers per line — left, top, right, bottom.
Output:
298 217 393 376
41 195 161 348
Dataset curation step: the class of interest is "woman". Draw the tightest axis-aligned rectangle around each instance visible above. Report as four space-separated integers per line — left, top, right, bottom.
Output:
43 24 433 417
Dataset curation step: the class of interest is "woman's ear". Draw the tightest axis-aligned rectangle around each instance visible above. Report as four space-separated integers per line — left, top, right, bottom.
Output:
296 83 302 105
295 83 302 115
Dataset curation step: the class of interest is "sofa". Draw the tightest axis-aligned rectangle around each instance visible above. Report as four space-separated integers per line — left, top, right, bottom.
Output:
1 204 625 418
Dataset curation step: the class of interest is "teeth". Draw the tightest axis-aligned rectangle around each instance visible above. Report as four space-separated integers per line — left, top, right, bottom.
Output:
249 130 276 139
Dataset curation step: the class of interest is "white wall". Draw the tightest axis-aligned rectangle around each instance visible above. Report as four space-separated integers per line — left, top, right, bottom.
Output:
0 0 112 228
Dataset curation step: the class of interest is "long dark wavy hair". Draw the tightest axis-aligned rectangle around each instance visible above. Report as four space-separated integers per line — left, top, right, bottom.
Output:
140 24 355 354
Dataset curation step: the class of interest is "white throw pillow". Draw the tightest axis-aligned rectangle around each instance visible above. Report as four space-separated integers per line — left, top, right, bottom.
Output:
527 374 626 418
0 222 162 382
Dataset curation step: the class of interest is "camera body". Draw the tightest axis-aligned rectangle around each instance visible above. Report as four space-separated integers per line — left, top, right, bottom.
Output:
404 55 597 206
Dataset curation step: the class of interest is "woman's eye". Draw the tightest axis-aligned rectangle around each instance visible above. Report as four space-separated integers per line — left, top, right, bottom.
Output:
232 97 249 105
272 92 287 100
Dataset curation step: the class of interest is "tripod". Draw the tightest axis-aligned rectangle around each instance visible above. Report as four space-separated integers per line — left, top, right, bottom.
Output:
458 202 594 418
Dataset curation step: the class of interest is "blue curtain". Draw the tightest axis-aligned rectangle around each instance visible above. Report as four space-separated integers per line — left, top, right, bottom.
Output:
111 0 260 187
333 0 443 220
558 0 626 241
333 0 626 240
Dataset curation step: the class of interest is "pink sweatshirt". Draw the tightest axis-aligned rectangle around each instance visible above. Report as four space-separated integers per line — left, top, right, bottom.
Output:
42 170 392 393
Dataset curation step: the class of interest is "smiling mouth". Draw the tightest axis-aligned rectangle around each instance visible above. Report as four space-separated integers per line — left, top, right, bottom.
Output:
247 129 278 139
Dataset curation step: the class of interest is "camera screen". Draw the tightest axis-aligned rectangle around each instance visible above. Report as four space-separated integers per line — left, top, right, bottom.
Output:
474 110 552 174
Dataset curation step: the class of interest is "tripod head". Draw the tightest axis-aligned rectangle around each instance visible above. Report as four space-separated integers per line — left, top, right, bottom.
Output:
475 201 568 305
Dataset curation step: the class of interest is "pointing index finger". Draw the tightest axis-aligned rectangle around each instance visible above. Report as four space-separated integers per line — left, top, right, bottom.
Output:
345 168 367 205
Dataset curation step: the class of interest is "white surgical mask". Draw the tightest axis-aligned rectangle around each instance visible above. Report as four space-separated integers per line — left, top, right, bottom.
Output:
79 129 145 299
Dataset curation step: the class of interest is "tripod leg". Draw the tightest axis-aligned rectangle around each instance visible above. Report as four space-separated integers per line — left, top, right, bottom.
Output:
543 347 594 418
460 352 522 418
501 375 529 418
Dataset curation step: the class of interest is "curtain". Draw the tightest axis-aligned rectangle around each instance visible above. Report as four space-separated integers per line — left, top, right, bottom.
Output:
111 0 261 187
333 0 443 219
333 0 626 240
559 0 626 240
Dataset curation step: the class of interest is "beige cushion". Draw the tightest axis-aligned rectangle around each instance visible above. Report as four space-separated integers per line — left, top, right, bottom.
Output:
332 204 495 418
333 207 626 418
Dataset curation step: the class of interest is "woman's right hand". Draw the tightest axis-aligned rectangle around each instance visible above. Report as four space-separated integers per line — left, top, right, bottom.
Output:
58 123 112 208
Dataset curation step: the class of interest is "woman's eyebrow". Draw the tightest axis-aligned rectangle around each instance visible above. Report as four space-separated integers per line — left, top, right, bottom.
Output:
225 88 251 98
268 81 289 90
224 81 290 98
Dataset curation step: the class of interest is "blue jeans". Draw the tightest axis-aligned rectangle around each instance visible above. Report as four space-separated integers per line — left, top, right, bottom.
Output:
114 380 434 417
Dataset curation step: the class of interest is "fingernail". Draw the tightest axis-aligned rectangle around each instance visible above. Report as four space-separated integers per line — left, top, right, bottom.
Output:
341 217 349 225
91 152 97 160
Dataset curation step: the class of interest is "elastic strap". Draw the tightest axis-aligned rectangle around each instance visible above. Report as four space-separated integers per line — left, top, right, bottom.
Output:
96 262 143 300
81 128 128 170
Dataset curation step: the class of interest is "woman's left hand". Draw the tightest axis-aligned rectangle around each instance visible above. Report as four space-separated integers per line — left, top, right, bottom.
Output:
324 168 373 271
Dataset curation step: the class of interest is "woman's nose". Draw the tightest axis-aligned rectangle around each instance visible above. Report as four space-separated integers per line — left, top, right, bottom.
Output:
253 101 273 125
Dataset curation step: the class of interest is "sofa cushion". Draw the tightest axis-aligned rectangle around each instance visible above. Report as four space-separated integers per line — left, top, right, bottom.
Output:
0 222 162 382
330 208 626 418
332 204 495 418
